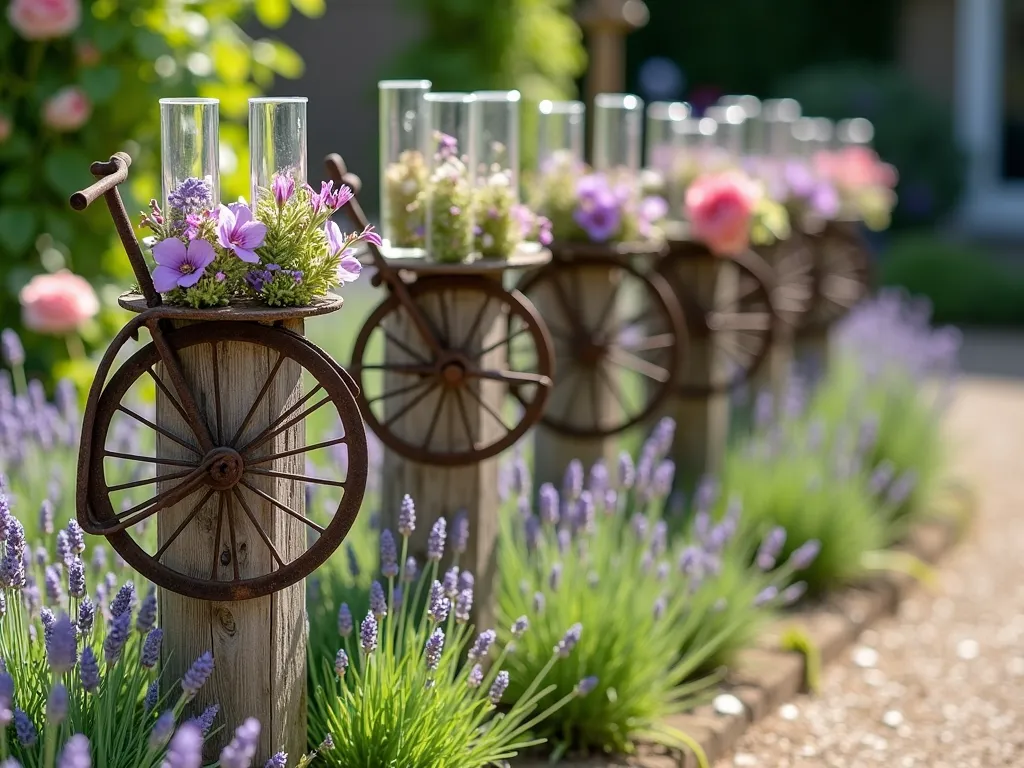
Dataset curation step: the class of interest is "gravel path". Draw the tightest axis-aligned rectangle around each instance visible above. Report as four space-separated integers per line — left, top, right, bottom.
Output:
716 376 1024 768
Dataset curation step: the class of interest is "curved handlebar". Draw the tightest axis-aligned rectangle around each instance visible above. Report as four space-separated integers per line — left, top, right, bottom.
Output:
69 152 132 211
324 153 363 194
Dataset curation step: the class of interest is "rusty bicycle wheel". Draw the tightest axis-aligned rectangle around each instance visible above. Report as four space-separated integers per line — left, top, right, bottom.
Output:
757 233 816 330
803 221 873 331
351 275 554 466
85 321 367 601
516 255 686 438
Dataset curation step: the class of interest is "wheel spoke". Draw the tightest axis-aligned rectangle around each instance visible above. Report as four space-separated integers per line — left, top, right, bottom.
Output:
211 342 224 444
226 493 241 580
112 468 209 531
154 488 215 562
117 405 201 456
462 381 511 432
246 435 350 467
453 388 475 448
708 312 772 333
588 370 600 429
472 325 533 361
146 368 190 426
606 348 671 383
591 271 623 334
381 326 431 365
104 451 197 468
239 383 325 453
460 295 492 350
240 390 332 458
618 332 675 352
232 487 285 568
355 363 436 376
421 388 448 451
550 270 584 335
239 479 326 535
210 493 226 580
382 380 440 428
367 378 432 406
230 353 285 447
468 369 552 387
437 290 452 346
716 332 761 367
245 467 347 488
597 363 633 417
107 468 195 493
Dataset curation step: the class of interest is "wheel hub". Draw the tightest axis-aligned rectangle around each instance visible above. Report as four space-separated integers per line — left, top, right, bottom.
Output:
441 362 466 386
205 447 244 491
578 338 607 366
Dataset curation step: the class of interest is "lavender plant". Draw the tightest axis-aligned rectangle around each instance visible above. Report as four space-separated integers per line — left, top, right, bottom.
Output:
530 151 667 245
497 421 817 758
141 176 378 308
309 496 585 767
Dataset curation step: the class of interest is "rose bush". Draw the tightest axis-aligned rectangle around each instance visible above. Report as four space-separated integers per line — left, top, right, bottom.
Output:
0 0 323 384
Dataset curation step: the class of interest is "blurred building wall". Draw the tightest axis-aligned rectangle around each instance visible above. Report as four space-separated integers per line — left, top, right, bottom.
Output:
898 0 956 103
262 0 424 217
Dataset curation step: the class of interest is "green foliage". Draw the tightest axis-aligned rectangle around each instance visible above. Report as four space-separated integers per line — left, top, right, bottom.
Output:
388 0 586 169
0 0 318 379
308 518 580 768
879 231 1024 327
777 63 966 229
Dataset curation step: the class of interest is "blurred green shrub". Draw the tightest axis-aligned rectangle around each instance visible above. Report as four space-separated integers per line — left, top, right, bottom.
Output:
778 63 966 229
879 231 1024 326
0 0 318 382
389 0 586 168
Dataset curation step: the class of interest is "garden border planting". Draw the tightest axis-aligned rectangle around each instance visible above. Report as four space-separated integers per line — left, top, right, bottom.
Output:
516 514 961 768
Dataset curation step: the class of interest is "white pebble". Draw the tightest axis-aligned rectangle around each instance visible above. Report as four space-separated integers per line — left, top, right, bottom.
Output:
714 693 745 716
853 645 879 668
734 754 757 767
883 710 905 728
957 638 980 660
779 703 799 721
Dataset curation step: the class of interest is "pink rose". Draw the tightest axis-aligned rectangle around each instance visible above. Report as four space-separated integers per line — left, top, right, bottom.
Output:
7 0 81 40
685 171 759 256
815 147 898 190
42 87 91 132
0 114 11 145
20 271 100 335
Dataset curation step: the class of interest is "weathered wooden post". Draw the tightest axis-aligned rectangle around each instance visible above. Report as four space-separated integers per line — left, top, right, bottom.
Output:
72 97 368 762
518 95 684 491
329 86 555 631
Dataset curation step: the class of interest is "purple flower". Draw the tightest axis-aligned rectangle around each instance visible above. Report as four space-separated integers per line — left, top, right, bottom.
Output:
188 704 219 736
265 753 288 768
168 177 212 217
181 651 215 698
45 565 63 603
380 530 398 578
110 581 135 618
555 623 582 657
424 628 445 670
272 175 295 207
149 710 175 749
427 582 450 623
511 615 529 638
548 562 562 591
14 708 37 746
80 646 100 693
46 683 68 725
454 588 473 623
533 591 545 613
143 680 159 713
103 611 130 663
754 586 778 606
398 494 416 536
427 517 446 561
575 676 599 696
219 717 261 768
781 581 808 604
141 628 163 668
338 603 353 637
152 237 216 292
788 540 821 570
335 648 348 677
539 483 559 525
47 613 77 673
66 558 86 599
346 544 360 578
574 188 622 243
563 459 584 502
617 452 635 489
403 556 418 583
39 499 53 535
458 570 474 593
452 511 469 555
216 203 266 263
369 580 387 618
77 596 94 635
488 670 509 704
164 723 203 768
58 733 90 768
136 587 157 633
468 664 484 688
757 527 787 570
436 132 458 159
335 251 362 285
360 612 378 653
468 629 496 661
1 328 25 367
310 180 354 213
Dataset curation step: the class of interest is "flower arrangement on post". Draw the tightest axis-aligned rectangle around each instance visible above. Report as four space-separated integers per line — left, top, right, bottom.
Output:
309 496 586 767
496 419 819 759
141 98 377 308
813 145 898 230
684 169 790 256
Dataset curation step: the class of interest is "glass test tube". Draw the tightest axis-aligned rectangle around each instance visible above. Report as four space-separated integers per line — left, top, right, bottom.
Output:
379 80 431 254
249 97 308 206
159 98 220 216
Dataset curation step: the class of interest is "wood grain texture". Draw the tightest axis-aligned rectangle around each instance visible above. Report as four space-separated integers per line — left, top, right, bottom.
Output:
379 283 504 631
531 262 622 490
752 246 795 404
156 319 306 762
659 258 737 484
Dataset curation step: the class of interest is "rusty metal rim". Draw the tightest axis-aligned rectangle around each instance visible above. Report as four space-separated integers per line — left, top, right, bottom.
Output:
798 220 873 332
515 255 687 438
87 321 367 602
350 275 554 466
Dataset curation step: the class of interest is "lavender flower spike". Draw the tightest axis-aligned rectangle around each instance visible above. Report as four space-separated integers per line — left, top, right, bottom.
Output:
58 733 91 768
424 628 445 671
338 603 353 637
467 664 484 688
193 704 220 735
103 611 131 663
68 558 86 599
511 616 529 638
563 459 584 502
141 628 163 668
454 588 473 623
753 586 778 607
427 517 447 561
164 723 203 768
181 651 215 699
66 520 85 554
265 753 288 768
788 539 822 570
1 328 24 367
110 581 136 618
452 511 469 555
360 612 378 654
335 649 349 678
369 581 387 619
555 623 582 657
468 629 496 661
149 710 175 749
143 681 159 713
47 612 77 674
488 670 509 704
46 683 68 725
137 587 157 633
219 717 261 768
380 530 398 578
79 647 100 693
398 494 416 536
538 483 559 525
756 527 787 571
575 676 599 696
14 708 37 746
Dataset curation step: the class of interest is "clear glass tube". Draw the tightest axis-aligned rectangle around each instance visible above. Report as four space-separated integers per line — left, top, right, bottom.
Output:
472 90 520 196
537 100 585 172
379 80 431 255
424 93 475 262
705 105 746 160
645 101 690 212
836 117 874 147
790 116 818 158
812 117 835 151
159 98 219 217
249 97 308 206
720 95 763 157
593 93 644 175
762 98 802 157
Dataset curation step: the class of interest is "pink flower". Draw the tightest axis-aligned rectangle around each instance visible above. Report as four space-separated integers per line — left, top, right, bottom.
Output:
42 87 91 133
814 148 898 191
7 0 80 40
272 175 295 207
152 238 217 292
685 171 759 257
0 115 11 145
19 271 99 335
216 203 266 263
